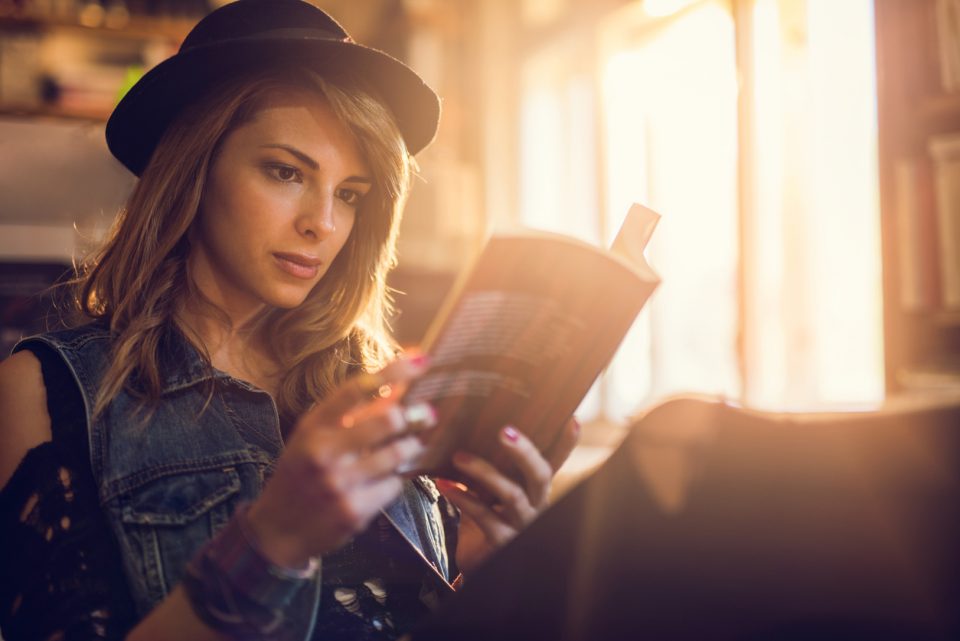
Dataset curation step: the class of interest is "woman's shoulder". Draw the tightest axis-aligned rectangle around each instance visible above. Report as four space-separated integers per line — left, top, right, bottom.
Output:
13 320 115 382
17 318 112 351
0 350 52 489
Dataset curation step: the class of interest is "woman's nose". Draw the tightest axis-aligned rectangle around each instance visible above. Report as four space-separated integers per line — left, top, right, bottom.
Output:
295 191 337 240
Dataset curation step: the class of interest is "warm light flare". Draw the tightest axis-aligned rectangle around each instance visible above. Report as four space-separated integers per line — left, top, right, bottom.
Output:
642 0 702 19
744 0 883 409
601 2 740 419
519 0 883 421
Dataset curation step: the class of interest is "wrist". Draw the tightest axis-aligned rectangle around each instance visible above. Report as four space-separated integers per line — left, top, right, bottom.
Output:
181 502 321 638
244 501 316 573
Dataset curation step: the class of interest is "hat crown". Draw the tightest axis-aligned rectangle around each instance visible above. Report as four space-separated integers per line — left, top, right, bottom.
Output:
180 0 349 53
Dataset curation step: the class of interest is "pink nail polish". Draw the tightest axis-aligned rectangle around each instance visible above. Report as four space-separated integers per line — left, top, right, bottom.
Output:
502 425 520 442
409 353 431 368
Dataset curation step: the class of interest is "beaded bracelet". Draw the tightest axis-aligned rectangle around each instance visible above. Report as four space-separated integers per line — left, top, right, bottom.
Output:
181 503 320 640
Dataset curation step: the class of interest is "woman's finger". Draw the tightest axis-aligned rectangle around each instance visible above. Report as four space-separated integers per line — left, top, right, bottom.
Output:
305 353 430 426
333 475 406 537
336 434 426 489
497 426 554 509
435 479 516 545
348 396 437 439
450 451 537 527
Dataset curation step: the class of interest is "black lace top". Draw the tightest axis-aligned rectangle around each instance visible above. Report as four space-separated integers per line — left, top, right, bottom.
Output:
0 344 453 641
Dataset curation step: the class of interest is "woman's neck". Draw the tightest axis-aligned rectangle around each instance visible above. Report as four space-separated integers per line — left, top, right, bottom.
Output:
176 300 281 396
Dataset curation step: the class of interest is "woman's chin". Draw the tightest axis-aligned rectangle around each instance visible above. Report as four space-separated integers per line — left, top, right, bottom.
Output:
259 283 313 310
270 293 311 310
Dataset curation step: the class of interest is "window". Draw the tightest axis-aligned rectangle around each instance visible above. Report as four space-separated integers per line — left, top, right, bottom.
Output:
515 0 883 423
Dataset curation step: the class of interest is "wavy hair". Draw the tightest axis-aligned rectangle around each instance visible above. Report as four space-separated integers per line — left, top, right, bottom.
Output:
71 66 412 423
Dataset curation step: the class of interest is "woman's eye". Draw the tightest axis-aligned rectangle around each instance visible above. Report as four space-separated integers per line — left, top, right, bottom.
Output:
266 164 301 183
337 188 363 207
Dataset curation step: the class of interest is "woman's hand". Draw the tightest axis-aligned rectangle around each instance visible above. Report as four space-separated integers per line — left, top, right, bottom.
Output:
436 418 580 575
244 355 433 571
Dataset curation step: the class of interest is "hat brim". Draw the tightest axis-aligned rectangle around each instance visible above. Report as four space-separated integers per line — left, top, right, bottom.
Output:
106 37 441 176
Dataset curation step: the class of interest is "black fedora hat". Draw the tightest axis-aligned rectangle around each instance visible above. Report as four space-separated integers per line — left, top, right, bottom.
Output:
106 0 441 176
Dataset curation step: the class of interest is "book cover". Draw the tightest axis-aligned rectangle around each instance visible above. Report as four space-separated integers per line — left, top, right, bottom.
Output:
400 204 660 479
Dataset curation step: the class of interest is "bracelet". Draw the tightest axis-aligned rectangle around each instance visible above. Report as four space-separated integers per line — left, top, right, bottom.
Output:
231 505 321 583
181 503 321 639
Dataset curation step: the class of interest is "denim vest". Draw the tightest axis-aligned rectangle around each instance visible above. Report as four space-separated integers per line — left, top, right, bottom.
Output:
16 322 454 639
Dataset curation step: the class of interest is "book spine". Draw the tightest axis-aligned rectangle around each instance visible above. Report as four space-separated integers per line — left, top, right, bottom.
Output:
929 134 960 309
894 157 942 311
935 0 960 92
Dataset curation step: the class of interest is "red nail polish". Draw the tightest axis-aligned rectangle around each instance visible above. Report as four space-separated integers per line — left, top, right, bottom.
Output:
502 425 520 442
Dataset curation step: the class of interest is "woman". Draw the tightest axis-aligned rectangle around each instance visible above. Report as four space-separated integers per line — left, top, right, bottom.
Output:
0 1 578 640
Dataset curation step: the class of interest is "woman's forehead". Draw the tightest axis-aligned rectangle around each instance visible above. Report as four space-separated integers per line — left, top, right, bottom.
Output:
232 90 369 173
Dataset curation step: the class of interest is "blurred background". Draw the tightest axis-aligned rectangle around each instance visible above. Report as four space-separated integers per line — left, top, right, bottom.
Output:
1 0 959 467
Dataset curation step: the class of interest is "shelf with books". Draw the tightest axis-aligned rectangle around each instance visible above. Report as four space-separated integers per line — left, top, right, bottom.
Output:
877 0 960 394
0 100 111 120
918 92 960 136
0 10 189 124
0 14 194 40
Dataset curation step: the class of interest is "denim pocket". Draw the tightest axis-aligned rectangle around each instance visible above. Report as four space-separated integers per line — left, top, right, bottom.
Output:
115 466 242 613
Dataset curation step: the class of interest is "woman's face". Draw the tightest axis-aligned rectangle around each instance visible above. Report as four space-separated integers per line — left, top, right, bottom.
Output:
190 88 371 317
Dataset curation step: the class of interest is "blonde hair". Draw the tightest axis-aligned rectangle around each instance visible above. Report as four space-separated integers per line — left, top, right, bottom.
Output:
73 66 412 423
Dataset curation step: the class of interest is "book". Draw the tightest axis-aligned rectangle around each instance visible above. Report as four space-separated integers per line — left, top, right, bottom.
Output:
893 156 941 311
928 133 960 309
400 203 660 479
936 0 960 93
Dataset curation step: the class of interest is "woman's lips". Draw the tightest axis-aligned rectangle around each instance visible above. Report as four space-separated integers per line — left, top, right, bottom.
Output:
273 252 321 279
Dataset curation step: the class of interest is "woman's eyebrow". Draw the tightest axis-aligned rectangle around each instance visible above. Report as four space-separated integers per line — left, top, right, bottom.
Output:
259 143 372 184
260 143 319 170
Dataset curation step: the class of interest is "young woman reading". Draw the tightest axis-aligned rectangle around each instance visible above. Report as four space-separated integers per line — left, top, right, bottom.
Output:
0 2 578 639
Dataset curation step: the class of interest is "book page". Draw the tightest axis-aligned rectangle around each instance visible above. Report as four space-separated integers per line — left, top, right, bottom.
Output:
406 291 585 403
403 207 660 477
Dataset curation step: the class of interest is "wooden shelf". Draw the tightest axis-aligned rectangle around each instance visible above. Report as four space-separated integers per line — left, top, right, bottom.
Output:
877 0 960 393
0 102 109 122
918 92 960 135
0 14 194 41
897 367 960 390
934 310 960 326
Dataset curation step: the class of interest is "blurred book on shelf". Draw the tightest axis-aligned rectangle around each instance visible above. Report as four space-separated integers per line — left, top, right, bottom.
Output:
0 32 41 105
935 0 960 92
894 156 941 311
0 0 193 120
928 133 960 309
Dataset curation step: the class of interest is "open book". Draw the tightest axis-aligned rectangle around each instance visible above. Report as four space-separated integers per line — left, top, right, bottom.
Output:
400 203 660 478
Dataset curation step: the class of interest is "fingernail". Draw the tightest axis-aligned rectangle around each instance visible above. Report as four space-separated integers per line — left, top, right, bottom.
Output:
502 425 520 443
572 417 581 436
409 353 431 368
453 451 473 466
403 402 438 430
435 478 469 493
